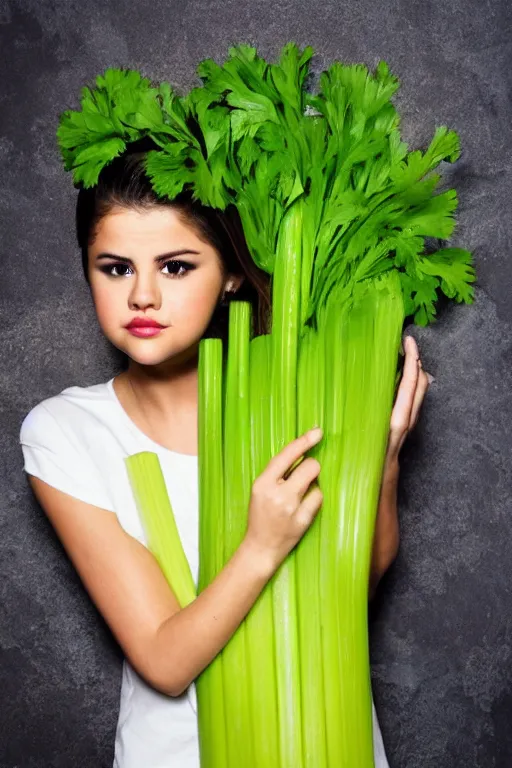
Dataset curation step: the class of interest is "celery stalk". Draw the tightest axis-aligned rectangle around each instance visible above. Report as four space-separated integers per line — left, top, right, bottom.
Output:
269 200 305 767
245 333 280 765
332 292 377 767
334 271 404 764
315 270 404 766
221 301 255 765
124 452 196 608
295 323 328 765
317 297 348 764
196 338 228 768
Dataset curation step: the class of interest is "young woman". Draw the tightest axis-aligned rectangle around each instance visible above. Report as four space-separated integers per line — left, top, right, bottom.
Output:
19 144 432 767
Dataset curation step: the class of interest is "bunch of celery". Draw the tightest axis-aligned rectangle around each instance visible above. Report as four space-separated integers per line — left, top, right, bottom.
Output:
58 45 475 767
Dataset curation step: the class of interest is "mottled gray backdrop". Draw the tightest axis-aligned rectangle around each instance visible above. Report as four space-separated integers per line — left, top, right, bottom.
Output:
2 0 511 766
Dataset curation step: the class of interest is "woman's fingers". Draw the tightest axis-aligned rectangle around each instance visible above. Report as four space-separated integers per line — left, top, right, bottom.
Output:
386 335 434 458
285 456 322 497
390 335 420 434
264 428 323 485
409 367 433 430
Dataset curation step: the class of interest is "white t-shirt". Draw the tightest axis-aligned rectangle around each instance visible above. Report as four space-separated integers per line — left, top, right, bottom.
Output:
19 376 390 768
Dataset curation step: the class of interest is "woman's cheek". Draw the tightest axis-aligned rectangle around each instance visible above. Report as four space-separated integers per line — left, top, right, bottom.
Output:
181 301 216 331
180 284 220 324
91 285 124 331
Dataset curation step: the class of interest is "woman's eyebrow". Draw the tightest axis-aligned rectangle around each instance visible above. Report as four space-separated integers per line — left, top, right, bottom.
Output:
95 249 201 264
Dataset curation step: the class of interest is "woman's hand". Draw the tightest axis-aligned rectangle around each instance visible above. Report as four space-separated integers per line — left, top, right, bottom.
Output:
385 334 434 463
369 335 434 599
244 428 324 575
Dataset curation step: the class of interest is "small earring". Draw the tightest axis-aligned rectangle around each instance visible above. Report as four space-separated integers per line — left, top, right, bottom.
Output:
220 281 235 307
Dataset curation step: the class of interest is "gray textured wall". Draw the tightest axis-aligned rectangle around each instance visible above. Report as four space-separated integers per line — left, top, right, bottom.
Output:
2 0 511 766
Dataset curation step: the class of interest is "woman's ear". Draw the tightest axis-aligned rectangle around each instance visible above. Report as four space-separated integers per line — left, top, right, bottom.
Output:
225 275 245 294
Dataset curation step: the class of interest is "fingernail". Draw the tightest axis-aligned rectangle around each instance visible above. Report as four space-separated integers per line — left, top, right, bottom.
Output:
426 373 435 384
309 427 323 439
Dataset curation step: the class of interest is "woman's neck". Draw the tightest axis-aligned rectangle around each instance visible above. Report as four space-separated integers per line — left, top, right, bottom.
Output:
113 360 199 455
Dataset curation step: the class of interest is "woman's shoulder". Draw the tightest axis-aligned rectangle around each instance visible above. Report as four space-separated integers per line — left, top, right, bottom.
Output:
55 377 113 406
19 378 118 513
19 378 113 446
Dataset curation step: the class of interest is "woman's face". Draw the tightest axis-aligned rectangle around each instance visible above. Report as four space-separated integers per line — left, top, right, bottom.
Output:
88 205 237 369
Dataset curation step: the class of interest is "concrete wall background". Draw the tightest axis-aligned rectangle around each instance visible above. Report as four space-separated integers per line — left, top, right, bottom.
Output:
2 0 511 765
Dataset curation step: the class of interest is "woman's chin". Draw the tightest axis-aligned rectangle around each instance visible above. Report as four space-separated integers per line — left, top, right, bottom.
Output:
118 338 201 368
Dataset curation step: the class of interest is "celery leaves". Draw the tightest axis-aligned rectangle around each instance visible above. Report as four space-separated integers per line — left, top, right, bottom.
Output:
57 44 476 324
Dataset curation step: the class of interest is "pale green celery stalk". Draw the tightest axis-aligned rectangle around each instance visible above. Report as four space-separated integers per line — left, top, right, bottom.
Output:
325 270 404 766
334 271 404 765
245 333 280 766
124 452 196 608
316 296 348 765
269 199 305 768
196 337 228 768
221 300 255 766
333 292 376 768
295 322 328 766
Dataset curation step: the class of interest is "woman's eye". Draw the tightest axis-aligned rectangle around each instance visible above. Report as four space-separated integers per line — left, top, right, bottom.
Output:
162 260 195 278
102 264 130 278
101 260 195 279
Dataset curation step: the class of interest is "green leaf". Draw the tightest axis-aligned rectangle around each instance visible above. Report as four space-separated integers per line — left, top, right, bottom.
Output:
144 148 193 199
82 112 116 134
56 67 160 186
418 247 476 303
399 270 439 325
72 137 126 167
424 125 460 165
394 189 459 238
392 234 424 272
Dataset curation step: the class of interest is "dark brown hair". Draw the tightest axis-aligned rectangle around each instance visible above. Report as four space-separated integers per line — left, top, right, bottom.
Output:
75 137 271 341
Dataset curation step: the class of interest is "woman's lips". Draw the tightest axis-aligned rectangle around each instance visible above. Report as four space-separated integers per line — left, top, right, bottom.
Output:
126 326 165 337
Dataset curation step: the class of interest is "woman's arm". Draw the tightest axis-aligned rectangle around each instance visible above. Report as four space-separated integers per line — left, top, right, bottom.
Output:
369 457 399 601
152 537 275 695
28 475 277 698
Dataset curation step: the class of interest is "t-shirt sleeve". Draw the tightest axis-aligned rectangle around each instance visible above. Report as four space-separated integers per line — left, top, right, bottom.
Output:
19 401 115 511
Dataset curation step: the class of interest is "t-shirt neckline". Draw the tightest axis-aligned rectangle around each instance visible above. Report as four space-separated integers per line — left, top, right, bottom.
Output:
106 377 198 462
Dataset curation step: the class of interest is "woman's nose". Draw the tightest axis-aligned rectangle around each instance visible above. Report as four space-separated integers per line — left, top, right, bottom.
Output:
128 275 162 311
